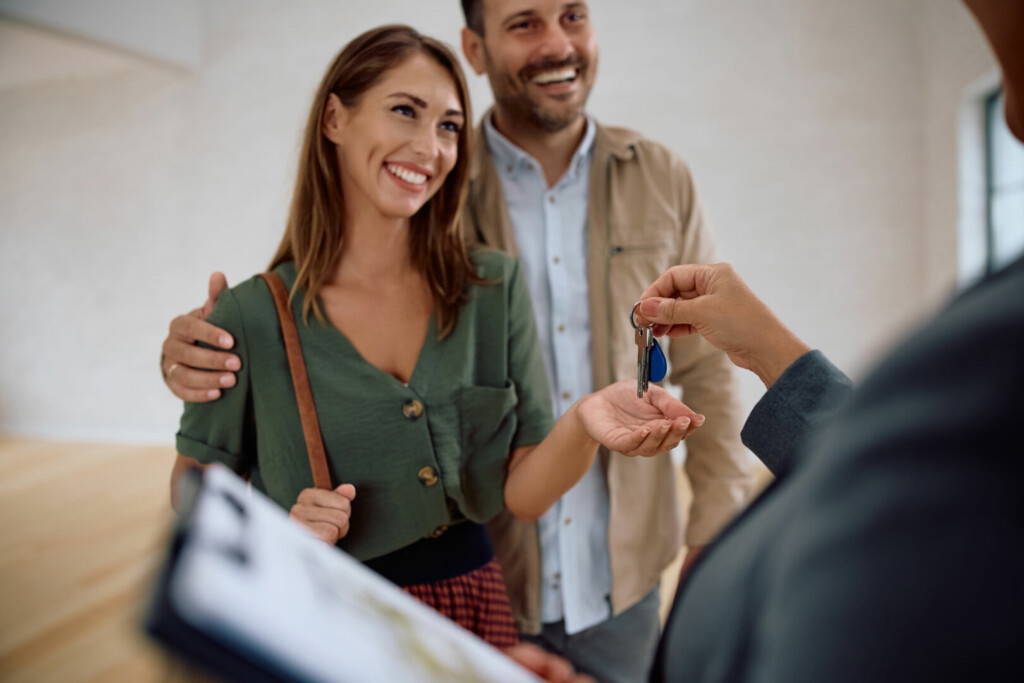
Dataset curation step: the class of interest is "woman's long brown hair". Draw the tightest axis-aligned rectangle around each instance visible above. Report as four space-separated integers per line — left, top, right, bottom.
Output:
269 25 480 338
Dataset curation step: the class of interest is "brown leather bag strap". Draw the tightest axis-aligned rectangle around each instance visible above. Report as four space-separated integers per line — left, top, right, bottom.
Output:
258 272 333 490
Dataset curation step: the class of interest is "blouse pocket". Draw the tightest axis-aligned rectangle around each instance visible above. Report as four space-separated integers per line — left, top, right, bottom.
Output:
455 382 520 523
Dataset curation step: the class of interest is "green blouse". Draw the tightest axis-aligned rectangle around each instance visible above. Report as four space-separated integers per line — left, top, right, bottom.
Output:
176 250 554 561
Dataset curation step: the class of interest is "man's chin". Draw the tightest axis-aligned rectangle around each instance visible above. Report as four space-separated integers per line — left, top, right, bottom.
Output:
529 104 585 133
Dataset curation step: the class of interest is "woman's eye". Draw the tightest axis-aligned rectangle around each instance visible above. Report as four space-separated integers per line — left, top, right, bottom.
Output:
392 104 415 118
440 121 462 134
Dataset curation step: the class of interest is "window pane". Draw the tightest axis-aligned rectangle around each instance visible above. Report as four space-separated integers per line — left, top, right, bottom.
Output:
986 90 1024 272
991 189 1024 270
989 93 1024 190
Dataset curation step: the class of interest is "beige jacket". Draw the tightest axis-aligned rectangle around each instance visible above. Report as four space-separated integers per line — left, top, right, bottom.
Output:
469 119 758 634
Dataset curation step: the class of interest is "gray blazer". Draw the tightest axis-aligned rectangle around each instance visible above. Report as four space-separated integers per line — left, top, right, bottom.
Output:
654 254 1024 681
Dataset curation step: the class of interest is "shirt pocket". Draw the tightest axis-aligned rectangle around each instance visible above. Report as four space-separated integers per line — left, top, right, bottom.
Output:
455 382 520 522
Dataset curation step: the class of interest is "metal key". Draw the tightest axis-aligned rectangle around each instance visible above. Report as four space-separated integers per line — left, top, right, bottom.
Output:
631 302 653 397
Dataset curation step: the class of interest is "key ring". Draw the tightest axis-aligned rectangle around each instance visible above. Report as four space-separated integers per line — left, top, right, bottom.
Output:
630 301 650 331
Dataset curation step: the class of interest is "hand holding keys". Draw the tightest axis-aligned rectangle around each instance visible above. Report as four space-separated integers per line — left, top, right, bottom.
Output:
631 302 668 397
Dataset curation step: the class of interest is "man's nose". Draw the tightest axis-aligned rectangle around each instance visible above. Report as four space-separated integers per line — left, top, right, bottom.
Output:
537 23 575 62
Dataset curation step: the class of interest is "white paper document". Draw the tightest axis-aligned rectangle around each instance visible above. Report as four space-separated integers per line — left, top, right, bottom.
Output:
149 464 538 683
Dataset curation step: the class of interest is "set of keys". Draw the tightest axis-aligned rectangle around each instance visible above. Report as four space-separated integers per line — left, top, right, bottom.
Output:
631 302 668 397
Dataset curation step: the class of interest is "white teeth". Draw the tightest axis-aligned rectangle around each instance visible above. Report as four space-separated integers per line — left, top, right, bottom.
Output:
386 164 427 185
532 68 577 85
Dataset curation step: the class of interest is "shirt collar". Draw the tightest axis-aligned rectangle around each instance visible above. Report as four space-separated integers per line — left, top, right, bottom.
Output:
483 111 596 184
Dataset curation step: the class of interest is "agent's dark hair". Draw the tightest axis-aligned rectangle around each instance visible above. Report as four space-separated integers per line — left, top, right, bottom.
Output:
270 24 479 338
461 0 485 35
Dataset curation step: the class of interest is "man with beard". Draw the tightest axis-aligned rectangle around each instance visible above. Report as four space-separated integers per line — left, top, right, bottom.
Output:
159 2 757 680
454 2 755 680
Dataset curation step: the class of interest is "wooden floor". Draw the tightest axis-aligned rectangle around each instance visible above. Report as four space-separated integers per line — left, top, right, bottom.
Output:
0 438 725 681
0 438 176 682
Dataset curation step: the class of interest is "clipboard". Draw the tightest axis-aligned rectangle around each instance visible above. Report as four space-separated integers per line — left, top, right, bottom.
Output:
143 465 539 683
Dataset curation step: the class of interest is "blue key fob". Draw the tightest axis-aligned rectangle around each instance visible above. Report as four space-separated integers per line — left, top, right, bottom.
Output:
648 339 667 383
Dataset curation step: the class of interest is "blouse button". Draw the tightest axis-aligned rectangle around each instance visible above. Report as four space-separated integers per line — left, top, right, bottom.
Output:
402 398 424 420
418 466 439 487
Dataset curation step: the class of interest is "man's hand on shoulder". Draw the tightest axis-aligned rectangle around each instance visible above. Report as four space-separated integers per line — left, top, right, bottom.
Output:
162 272 240 402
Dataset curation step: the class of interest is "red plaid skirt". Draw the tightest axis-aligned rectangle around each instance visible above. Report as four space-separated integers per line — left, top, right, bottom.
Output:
402 559 519 648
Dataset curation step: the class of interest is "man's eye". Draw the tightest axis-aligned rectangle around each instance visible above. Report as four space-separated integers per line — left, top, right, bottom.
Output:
509 20 533 31
565 12 586 23
392 104 415 118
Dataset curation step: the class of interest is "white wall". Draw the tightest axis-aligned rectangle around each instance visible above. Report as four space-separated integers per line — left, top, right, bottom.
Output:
0 1 996 444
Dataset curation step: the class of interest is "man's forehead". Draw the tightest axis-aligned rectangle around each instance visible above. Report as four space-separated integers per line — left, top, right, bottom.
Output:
483 0 589 23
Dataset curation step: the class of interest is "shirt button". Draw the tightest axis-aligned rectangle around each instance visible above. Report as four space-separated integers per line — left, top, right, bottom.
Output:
557 324 566 333
548 196 556 204
506 164 514 173
564 517 573 526
552 256 561 264
402 399 424 420
418 466 439 487
561 392 571 401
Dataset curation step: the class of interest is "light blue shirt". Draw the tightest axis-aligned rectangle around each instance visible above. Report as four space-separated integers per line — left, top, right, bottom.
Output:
483 115 612 635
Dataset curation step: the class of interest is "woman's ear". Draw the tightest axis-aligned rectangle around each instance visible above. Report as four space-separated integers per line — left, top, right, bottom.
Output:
322 93 347 144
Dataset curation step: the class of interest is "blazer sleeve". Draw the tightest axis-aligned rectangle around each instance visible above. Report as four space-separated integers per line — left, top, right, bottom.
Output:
741 350 853 476
748 274 1024 682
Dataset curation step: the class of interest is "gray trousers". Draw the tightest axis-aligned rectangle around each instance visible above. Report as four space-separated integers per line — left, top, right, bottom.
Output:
521 589 661 683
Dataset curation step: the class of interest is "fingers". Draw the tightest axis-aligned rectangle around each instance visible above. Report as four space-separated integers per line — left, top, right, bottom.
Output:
297 486 354 511
645 385 700 422
334 483 357 501
291 503 350 533
621 415 704 458
503 643 584 682
638 296 701 328
638 264 705 302
162 337 239 402
165 350 237 387
291 485 357 543
169 313 235 350
636 419 679 456
305 521 342 545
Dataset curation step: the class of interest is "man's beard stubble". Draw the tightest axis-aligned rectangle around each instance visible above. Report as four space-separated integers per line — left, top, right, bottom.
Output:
486 52 593 134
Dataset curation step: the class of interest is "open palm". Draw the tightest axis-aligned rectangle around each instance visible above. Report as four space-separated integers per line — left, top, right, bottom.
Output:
577 381 703 457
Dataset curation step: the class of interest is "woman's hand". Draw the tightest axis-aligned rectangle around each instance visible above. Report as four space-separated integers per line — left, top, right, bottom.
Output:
503 643 594 682
289 483 357 545
576 381 703 457
637 263 809 388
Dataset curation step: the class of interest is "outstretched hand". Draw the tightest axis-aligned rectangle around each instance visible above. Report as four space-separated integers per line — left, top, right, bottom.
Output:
577 381 704 457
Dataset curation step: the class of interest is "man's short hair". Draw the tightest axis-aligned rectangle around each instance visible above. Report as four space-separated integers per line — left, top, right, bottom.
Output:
461 0 485 35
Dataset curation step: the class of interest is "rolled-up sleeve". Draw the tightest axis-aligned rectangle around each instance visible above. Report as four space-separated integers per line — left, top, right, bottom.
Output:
175 288 254 472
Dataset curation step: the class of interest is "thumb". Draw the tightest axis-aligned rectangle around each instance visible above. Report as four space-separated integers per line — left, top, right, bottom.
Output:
334 483 357 500
639 296 699 326
202 272 229 317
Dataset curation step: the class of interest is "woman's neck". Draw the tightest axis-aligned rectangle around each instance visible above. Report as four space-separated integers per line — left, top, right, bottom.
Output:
331 204 415 287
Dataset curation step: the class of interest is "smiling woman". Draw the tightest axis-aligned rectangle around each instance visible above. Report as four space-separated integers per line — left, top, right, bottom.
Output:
166 23 700 653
